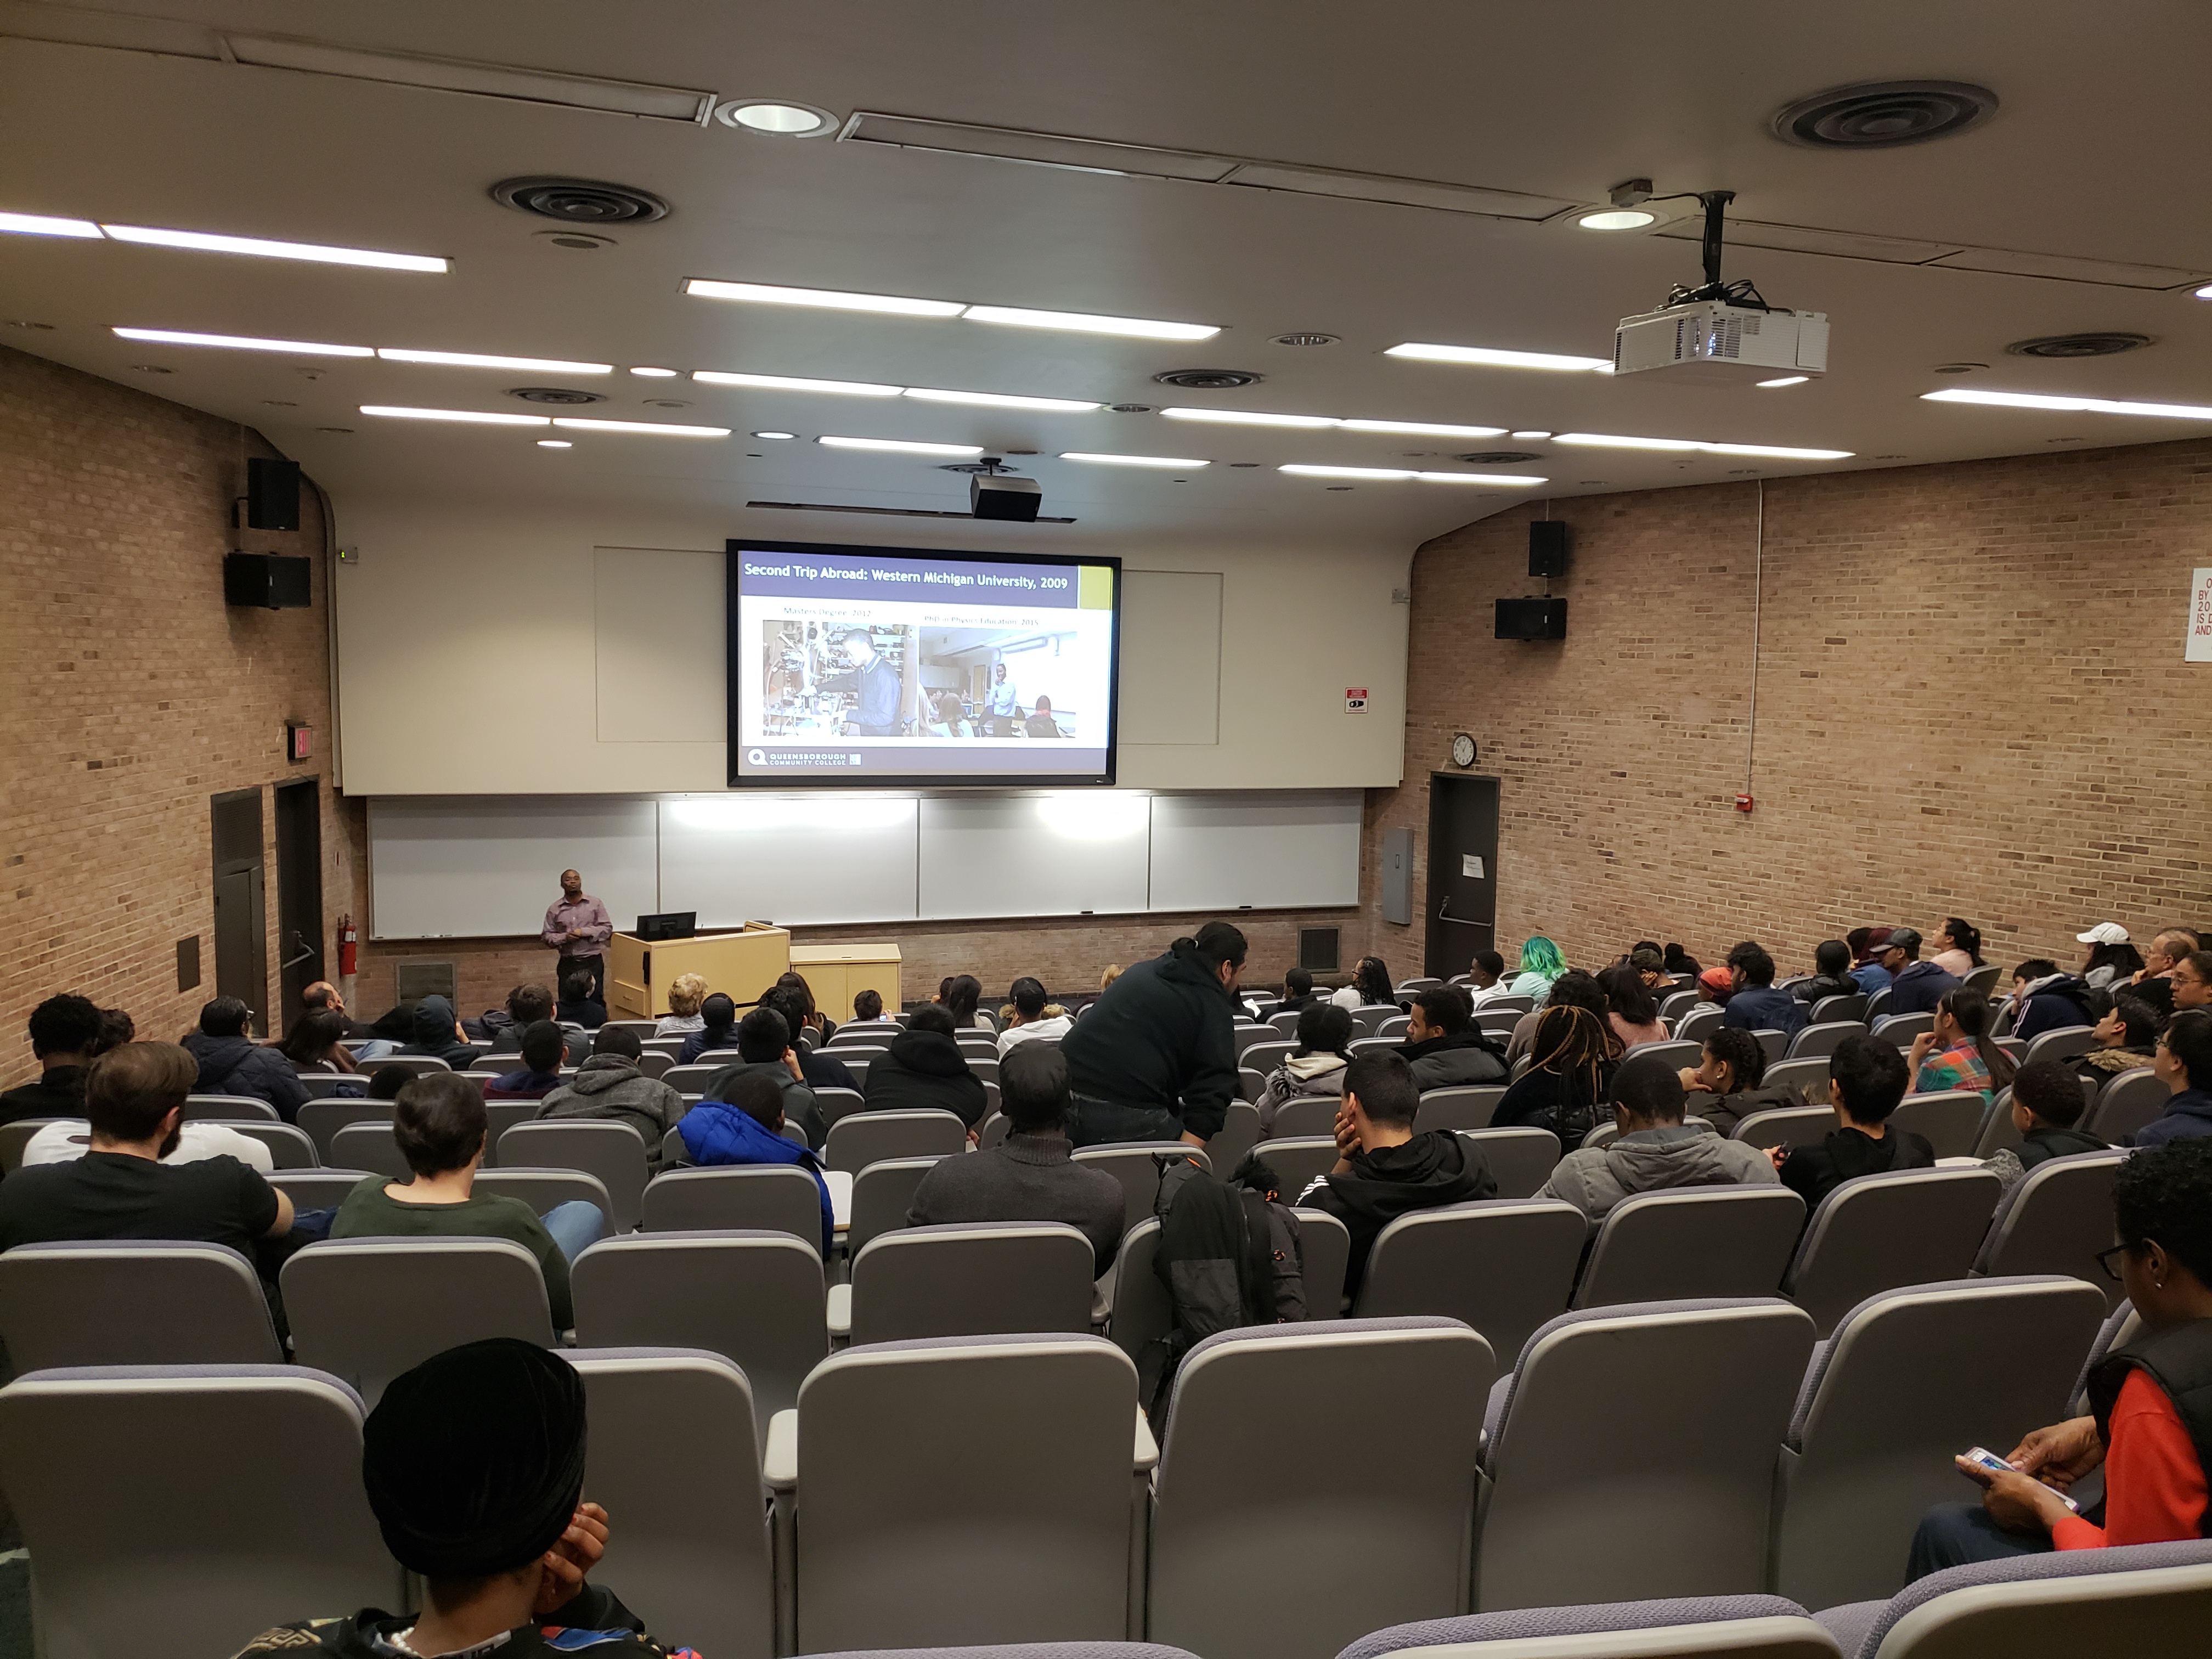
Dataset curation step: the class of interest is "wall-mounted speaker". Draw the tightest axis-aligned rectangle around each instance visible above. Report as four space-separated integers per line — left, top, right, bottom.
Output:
1496 596 1568 640
223 552 312 609
246 457 302 531
1528 519 1568 578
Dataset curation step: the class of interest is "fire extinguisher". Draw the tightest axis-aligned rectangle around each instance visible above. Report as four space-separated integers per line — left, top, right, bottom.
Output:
338 915 359 979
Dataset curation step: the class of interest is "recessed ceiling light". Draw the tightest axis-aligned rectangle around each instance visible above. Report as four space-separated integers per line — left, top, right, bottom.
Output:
550 417 731 437
1921 387 2212 420
379 348 612 374
819 435 985 455
1415 472 1548 486
2196 283 2212 300
1280 464 1415 481
1338 418 1509 438
0 211 101 238
1757 375 1810 388
112 327 373 357
1387 342 1614 373
101 224 447 272
630 366 680 377
1577 208 1659 230
961 304 1220 342
1555 432 1855 460
904 387 1099 413
1060 452 1210 468
753 430 796 439
693 370 902 397
360 405 548 425
1162 407 1337 428
1510 430 1553 441
685 279 963 318
715 99 838 137
537 439 572 448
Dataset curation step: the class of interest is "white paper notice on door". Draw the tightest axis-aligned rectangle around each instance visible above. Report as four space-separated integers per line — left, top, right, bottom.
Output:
2189 567 2212 663
1462 855 1485 879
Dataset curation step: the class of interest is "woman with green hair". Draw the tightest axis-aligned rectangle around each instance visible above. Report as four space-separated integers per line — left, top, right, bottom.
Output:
1508 936 1568 1003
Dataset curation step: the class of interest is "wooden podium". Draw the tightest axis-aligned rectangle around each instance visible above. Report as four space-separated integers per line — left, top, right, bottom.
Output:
607 924 792 1019
789 942 903 1023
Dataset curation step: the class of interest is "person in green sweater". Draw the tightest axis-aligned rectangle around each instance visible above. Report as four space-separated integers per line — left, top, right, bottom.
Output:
331 1072 605 1327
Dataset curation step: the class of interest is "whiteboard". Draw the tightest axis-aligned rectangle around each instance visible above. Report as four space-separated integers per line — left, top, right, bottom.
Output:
368 798 659 940
1147 792 1363 912
658 795 919 927
918 793 1152 921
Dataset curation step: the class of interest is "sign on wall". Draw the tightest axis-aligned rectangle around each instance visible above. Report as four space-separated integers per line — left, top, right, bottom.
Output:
2190 568 2212 663
1345 686 1369 713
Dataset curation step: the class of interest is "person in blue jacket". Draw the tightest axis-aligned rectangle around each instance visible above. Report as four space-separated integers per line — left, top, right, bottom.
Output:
673 1068 833 1250
2134 1011 2212 1149
817 629 905 737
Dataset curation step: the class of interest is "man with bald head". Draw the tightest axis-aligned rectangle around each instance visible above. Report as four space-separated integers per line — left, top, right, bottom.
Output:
540 870 612 1002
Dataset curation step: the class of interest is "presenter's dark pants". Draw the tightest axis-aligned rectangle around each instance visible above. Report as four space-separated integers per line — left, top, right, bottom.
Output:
1070 1092 1187 1148
561 953 606 999
1905 1503 2055 1581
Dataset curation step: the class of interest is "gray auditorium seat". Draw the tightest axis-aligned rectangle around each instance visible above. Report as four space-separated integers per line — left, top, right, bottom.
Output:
1732 1104 1839 1152
1817 1537 2212 1659
1810 991 1869 1025
1336 1595 1841 1659
1871 1012 1934 1049
1777 1274 2108 1609
1253 1136 1340 1204
1242 1039 1299 1076
848 1154 947 1252
298 1099 396 1161
0 1242 281 1369
1974 1087 2025 1158
1355 1200 1585 1367
1297 1207 1352 1317
0 1118 72 1172
844 1221 1097 1345
1477 1298 1816 1611
781 1332 1146 1650
978 1112 1012 1149
496 1119 650 1229
1787 1022 1865 1063
1238 1065 1266 1103
814 1084 868 1124
1581 1117 1715 1152
1860 988 1893 1026
1616 1041 1703 1092
1347 1036 1403 1059
1269 1009 1305 1035
182 1094 280 1121
1271 1095 1345 1138
1675 1004 1724 1044
663 1063 728 1093
329 1118 411 1178
634 1048 675 1079
1750 1029 1791 1065
826 1107 969 1172
1417 1085 1506 1131
282 1235 555 1404
1782 1167 2004 1338
296 1073 373 1099
2086 1068 2166 1142
1459 1127 1563 1199
1572 1187 1807 1308
565 1347 775 1659
348 1054 452 1077
0 1363 404 1659
1974 1149 2126 1301
474 1167 617 1230
1762 1058 1836 1102
1888 1090 1988 1158
1475 1009 1523 1037
220 1120 320 1167
1209 1100 1262 1173
570 1232 826 1442
1150 1318 1494 1659
1073 1143 1211 1235
268 1167 377 1210
641 1164 826 1247
2022 1024 2098 1068
2070 1297 2142 1415
1109 1217 1172 1359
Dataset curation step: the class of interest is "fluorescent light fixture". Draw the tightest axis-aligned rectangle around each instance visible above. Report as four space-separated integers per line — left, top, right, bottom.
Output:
1757 375 1810 388
1555 431 1854 460
752 430 796 439
112 326 373 357
1700 441 1855 459
0 211 101 238
1577 208 1658 230
1280 464 1415 480
1162 407 1338 428
629 366 680 377
1415 471 1547 486
1921 387 2212 421
818 435 984 455
360 404 548 425
1060 452 1209 468
1553 432 1699 452
537 439 572 448
904 387 1099 413
1338 418 1509 438
2196 284 2212 300
101 224 447 272
1511 429 1553 439
379 347 612 373
692 370 902 397
551 417 731 437
1387 342 1614 373
961 304 1220 342
684 278 963 317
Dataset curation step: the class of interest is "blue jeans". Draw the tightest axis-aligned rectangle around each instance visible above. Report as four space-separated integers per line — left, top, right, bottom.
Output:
540 1199 606 1261
1906 1502 2055 1581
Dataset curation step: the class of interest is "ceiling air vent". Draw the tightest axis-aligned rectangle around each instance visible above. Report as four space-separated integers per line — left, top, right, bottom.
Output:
1771 81 1998 149
1271 332 1339 347
507 387 607 405
1152 369 1262 390
1457 450 1544 465
490 176 671 223
2006 332 2152 359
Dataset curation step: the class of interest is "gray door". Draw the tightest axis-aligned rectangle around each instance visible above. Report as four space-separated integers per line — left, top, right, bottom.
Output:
211 788 268 1023
274 779 324 1031
1425 774 1499 979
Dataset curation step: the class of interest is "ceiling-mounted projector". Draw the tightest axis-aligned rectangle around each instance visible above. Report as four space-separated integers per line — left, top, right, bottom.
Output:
968 458 1042 521
1611 189 1828 382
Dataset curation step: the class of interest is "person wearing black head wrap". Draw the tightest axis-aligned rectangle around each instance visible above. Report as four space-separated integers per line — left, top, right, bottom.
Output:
230 1339 696 1659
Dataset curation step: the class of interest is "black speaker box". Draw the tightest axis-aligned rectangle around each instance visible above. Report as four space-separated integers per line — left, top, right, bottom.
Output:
1496 596 1567 640
246 457 302 531
1528 519 1568 578
224 552 312 609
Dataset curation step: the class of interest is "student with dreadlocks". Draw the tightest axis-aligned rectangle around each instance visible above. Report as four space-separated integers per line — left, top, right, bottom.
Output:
1492 1002 1620 1145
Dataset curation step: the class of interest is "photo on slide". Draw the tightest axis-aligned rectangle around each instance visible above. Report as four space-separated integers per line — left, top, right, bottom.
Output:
917 625 1087 741
760 619 912 740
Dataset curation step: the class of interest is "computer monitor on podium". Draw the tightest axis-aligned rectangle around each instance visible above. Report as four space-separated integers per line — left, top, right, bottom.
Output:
635 911 696 942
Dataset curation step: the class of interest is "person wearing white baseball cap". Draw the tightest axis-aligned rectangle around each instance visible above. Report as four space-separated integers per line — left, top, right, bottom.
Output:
2076 923 2145 991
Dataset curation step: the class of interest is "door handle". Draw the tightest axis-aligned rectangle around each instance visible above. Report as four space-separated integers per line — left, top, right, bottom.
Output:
279 929 317 970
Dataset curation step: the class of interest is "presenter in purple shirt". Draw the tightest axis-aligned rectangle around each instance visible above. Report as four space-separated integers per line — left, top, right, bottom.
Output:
540 869 613 1000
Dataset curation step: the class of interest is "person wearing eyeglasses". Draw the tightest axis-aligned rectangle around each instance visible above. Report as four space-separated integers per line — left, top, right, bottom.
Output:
1905 1137 2212 1575
2131 1009 2212 1149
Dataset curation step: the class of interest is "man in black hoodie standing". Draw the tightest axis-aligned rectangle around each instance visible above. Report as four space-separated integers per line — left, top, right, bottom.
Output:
1295 1052 1494 1296
1062 922 1245 1148
1397 987 1508 1091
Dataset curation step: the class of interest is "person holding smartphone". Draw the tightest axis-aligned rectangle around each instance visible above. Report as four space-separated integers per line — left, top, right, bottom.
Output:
1905 1136 2212 1576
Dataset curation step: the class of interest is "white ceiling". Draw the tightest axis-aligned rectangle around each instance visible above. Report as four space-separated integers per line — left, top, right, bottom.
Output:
3 0 2209 551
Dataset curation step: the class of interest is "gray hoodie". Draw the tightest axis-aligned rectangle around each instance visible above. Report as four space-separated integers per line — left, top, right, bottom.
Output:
534 1056 686 1169
1539 1124 1780 1222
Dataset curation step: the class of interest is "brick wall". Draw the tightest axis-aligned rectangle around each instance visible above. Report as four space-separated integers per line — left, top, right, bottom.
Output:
0 345 353 1085
1359 436 2212 981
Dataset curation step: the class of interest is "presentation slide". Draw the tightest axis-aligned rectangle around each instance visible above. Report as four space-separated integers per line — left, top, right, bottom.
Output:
727 539 1120 787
